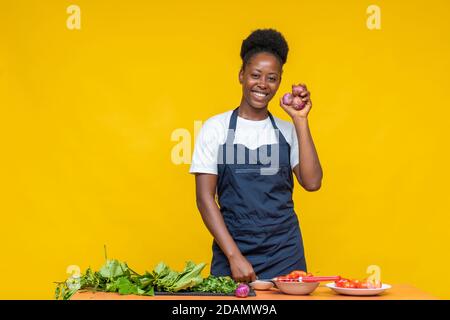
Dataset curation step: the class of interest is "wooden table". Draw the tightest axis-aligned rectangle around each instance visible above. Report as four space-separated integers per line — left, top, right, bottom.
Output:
71 284 437 300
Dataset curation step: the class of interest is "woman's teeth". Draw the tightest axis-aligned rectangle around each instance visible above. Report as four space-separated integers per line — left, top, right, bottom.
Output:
252 91 267 97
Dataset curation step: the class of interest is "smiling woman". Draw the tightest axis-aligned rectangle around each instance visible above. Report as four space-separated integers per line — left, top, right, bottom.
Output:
190 28 323 284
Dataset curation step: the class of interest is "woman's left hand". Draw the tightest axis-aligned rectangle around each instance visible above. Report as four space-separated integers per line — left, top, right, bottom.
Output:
279 83 312 120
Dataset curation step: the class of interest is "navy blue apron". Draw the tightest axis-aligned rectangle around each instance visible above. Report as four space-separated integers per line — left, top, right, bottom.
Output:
211 107 307 279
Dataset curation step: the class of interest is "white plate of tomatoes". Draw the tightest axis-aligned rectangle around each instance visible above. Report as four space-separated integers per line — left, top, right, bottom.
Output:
326 279 391 296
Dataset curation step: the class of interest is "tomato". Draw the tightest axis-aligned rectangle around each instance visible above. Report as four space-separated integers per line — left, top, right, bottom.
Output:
337 277 382 289
343 281 356 289
351 279 362 288
335 279 349 288
288 270 308 279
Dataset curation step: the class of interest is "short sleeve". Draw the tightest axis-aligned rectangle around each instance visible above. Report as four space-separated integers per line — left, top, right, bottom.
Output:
290 124 299 169
189 118 225 175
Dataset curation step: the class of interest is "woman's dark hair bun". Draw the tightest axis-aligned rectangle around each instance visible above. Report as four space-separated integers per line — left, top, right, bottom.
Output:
240 28 289 68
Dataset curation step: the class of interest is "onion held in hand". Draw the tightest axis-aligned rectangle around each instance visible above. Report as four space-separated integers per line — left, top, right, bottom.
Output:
292 96 306 110
292 84 306 96
282 93 294 105
235 283 250 298
281 83 307 111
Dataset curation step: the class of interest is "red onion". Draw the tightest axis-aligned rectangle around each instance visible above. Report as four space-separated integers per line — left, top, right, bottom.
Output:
282 93 293 105
292 84 306 97
292 96 306 110
235 283 250 298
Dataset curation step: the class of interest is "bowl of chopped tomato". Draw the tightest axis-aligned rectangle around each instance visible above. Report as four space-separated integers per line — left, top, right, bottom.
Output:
272 270 319 295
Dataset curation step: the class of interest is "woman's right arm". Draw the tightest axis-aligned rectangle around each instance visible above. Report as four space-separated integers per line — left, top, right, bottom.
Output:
195 173 256 283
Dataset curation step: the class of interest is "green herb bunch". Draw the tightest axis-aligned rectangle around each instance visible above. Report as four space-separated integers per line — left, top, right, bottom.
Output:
190 275 238 294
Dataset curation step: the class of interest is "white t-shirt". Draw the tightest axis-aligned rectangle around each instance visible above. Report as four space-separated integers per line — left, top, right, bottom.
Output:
189 110 299 175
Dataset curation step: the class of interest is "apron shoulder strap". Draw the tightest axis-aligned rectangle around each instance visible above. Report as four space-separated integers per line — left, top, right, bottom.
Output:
225 107 239 144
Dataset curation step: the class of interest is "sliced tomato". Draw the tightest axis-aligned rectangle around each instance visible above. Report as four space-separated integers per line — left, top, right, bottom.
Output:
336 277 382 289
351 279 362 288
335 279 349 288
288 270 308 279
343 281 357 289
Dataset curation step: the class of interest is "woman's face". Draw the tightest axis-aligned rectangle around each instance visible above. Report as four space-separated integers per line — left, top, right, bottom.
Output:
239 52 282 110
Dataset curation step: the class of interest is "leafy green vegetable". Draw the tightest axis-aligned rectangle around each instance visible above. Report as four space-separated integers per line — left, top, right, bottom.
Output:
54 281 80 300
191 275 238 294
152 261 206 292
138 272 155 290
99 260 130 280
168 261 205 292
115 277 143 295
54 252 208 299
153 262 170 278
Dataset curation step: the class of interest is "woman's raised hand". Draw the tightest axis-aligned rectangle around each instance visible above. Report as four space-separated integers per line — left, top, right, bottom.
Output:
279 83 312 120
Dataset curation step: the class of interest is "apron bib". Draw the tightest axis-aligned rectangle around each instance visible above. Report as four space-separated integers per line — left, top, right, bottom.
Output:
211 107 307 279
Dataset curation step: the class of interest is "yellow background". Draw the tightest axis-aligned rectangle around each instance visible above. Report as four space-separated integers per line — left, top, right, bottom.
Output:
1 0 449 299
